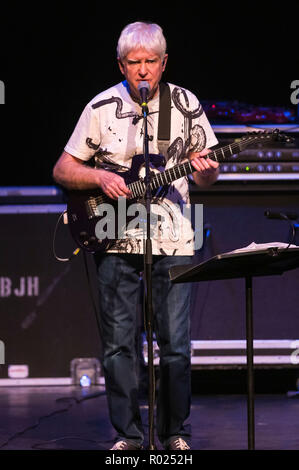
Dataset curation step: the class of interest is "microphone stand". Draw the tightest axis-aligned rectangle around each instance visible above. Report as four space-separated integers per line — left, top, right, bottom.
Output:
142 102 156 450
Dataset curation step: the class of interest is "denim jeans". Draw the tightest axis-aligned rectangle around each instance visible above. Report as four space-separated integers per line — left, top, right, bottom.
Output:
94 253 192 448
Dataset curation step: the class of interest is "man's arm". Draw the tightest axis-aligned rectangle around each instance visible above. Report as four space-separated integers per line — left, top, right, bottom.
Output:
53 151 131 199
189 149 219 188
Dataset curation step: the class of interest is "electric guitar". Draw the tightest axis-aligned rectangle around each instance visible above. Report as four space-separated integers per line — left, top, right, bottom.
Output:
66 129 293 253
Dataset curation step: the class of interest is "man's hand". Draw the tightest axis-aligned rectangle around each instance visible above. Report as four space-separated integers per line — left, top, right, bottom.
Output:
189 149 219 187
98 170 132 200
189 149 219 174
52 151 132 198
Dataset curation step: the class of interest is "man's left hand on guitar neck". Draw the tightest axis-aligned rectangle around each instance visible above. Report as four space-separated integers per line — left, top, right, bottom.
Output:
189 148 220 188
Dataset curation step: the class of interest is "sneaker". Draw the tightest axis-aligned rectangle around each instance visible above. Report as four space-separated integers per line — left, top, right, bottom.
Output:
166 437 190 450
110 440 141 450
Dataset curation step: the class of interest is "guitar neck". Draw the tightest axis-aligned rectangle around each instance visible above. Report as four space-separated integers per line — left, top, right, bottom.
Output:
143 139 245 193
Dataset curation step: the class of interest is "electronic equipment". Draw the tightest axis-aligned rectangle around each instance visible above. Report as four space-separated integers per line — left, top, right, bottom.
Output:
213 125 299 181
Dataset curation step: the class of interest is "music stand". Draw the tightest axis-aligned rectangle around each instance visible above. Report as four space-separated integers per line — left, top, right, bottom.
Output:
169 246 299 450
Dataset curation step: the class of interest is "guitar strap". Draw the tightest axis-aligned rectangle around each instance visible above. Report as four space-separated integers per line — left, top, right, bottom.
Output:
157 82 171 160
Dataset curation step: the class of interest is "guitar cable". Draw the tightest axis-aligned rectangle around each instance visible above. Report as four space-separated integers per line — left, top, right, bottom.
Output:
264 210 298 252
0 389 107 450
52 208 103 344
52 210 81 262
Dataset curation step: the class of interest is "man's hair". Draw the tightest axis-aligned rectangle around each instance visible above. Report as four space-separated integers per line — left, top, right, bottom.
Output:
117 22 167 60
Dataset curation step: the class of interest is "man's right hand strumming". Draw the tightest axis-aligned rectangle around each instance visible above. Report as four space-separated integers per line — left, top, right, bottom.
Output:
53 150 131 199
97 170 132 200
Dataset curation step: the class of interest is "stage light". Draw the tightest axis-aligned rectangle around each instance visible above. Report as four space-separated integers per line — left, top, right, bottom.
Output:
70 358 101 386
79 374 92 388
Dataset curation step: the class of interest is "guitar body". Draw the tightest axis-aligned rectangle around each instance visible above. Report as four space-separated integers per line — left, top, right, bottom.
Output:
67 154 166 252
67 187 113 253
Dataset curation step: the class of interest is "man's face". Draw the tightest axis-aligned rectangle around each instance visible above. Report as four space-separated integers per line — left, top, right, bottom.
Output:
118 47 168 101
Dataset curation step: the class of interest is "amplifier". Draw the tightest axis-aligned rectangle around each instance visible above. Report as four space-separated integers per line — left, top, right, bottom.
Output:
223 148 299 162
0 186 65 204
213 124 299 180
219 148 299 175
187 188 299 370
0 205 102 380
219 160 299 180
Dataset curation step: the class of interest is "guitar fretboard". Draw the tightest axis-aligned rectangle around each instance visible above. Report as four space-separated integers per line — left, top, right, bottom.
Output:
128 139 249 198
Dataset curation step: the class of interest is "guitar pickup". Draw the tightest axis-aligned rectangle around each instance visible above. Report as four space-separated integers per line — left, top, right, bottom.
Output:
86 197 99 219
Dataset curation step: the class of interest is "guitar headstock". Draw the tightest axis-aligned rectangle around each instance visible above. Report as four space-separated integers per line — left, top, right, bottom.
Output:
242 128 295 144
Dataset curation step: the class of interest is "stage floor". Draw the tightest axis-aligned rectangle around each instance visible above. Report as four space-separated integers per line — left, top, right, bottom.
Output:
0 385 298 451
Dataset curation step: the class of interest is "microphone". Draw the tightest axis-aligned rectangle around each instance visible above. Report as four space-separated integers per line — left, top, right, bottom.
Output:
264 210 298 221
138 81 150 112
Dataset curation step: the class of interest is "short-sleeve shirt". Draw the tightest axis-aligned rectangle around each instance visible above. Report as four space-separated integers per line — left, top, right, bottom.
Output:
65 80 218 255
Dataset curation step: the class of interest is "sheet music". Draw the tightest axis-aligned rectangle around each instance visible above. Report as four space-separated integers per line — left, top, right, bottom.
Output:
226 241 299 254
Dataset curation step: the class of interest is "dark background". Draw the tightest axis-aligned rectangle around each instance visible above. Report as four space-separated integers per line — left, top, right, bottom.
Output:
0 2 298 186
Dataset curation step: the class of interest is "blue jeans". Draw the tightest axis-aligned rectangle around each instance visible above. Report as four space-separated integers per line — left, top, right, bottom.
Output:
95 253 192 448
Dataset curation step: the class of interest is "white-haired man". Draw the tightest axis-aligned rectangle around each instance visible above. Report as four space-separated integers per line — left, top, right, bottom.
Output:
53 21 219 450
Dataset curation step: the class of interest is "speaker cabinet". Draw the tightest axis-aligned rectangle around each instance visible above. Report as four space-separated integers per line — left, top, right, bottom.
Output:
0 205 101 378
190 188 299 345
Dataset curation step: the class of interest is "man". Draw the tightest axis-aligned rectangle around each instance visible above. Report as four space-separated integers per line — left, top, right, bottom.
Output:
53 21 219 450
